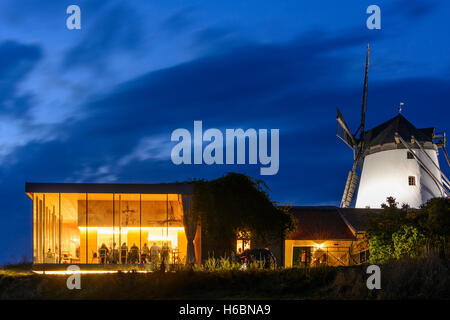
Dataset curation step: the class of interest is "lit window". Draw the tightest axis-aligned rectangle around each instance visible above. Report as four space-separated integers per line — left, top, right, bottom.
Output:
237 231 251 254
408 176 416 186
407 151 414 159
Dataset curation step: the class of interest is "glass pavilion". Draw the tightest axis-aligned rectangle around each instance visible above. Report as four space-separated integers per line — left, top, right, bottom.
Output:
26 182 201 271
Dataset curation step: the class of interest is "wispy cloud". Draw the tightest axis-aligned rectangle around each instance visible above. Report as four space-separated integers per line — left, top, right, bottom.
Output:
118 135 172 166
161 6 196 33
61 3 143 71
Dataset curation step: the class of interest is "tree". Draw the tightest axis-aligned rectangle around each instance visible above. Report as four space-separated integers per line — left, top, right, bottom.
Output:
368 234 394 264
424 198 450 238
367 197 412 263
423 198 450 254
192 173 296 258
392 225 425 259
367 196 450 263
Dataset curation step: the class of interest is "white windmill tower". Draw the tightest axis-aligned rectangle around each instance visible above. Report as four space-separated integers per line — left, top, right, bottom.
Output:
336 45 450 208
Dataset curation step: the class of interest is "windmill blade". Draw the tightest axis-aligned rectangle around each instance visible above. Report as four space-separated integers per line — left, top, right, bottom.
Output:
336 108 357 149
442 146 450 167
358 44 370 140
340 158 360 208
396 133 449 197
412 136 450 187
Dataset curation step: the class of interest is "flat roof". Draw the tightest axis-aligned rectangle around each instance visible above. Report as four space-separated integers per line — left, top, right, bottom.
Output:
25 182 194 194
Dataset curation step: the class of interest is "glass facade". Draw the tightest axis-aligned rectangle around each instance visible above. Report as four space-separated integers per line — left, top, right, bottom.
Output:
32 192 188 265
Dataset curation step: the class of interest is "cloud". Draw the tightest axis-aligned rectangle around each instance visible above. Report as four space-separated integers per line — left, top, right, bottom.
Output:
0 40 42 112
0 29 377 178
0 40 59 166
162 6 196 33
118 135 172 166
0 24 449 263
61 3 143 71
389 0 437 20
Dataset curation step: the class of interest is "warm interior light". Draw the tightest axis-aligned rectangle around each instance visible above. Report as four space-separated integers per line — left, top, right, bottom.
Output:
32 270 153 275
76 226 185 249
78 227 185 232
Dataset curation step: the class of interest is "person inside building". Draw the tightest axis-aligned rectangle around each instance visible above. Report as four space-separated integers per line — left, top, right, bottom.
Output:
150 242 161 264
99 243 109 264
161 242 170 265
110 242 119 264
45 248 54 263
129 243 139 264
120 242 128 264
141 243 149 263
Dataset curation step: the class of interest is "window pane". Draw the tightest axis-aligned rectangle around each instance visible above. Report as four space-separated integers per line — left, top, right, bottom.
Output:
142 194 186 265
61 193 85 264
43 193 59 263
87 193 114 264
33 193 60 264
33 193 43 263
117 194 140 264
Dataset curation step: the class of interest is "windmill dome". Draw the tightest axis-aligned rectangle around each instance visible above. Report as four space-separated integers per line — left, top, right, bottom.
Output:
355 114 444 208
363 114 434 150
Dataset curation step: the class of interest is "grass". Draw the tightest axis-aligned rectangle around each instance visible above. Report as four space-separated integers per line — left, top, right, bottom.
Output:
1 255 449 300
0 262 33 277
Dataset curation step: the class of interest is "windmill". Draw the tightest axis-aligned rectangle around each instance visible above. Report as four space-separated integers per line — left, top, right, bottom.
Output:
336 44 370 208
337 46 449 208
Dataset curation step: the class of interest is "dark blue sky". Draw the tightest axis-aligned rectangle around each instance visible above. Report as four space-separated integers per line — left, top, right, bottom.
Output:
0 0 449 263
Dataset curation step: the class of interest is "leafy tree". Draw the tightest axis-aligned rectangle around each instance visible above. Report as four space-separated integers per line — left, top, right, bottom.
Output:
366 197 407 259
192 173 296 258
392 225 425 259
422 198 450 253
367 196 450 263
424 198 450 238
368 234 394 264
367 197 413 263
376 197 411 228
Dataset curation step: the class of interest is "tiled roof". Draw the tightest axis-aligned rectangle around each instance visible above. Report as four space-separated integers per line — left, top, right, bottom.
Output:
287 206 356 240
337 208 382 232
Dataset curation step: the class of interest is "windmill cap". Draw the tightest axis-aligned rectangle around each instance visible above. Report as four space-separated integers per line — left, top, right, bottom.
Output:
363 114 434 148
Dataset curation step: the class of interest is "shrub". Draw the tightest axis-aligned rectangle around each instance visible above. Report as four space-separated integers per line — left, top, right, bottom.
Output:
392 225 425 259
368 234 394 264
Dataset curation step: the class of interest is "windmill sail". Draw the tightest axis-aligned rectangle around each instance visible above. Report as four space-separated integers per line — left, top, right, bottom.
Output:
341 160 360 207
337 45 370 208
336 108 357 149
443 146 450 167
396 133 449 197
358 44 370 140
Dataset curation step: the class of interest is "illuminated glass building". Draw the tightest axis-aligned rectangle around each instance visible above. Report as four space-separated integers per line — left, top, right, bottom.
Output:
26 182 201 272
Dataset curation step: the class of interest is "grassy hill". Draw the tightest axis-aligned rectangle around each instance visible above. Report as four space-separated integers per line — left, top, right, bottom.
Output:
1 255 449 299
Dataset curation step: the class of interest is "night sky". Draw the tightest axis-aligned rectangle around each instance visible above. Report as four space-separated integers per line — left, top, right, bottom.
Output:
0 0 449 263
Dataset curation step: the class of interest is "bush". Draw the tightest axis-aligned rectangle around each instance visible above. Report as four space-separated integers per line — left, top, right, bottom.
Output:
366 196 448 263
392 225 426 259
368 234 394 264
2 256 449 299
